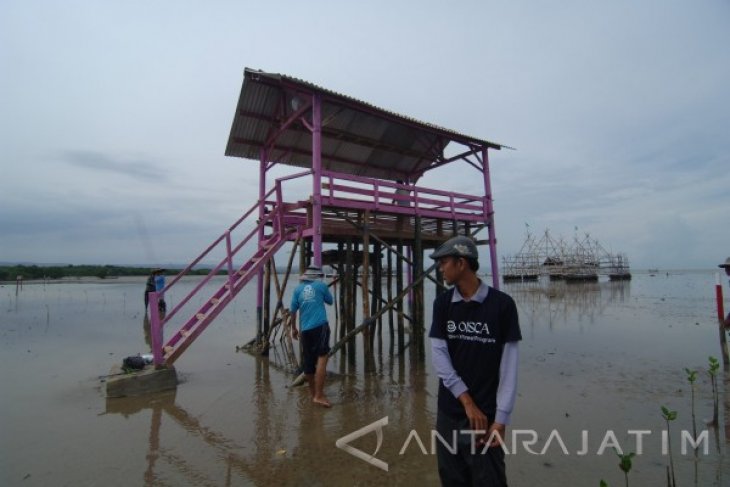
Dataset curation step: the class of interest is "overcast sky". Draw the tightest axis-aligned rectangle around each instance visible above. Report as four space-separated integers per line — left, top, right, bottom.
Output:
1 0 728 269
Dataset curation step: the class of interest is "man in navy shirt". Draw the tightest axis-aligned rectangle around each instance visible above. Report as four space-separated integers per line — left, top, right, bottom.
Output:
291 266 334 407
720 257 730 328
429 236 521 486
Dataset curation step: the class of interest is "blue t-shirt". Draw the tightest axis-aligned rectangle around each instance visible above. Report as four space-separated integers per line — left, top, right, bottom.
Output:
154 275 165 292
290 279 333 331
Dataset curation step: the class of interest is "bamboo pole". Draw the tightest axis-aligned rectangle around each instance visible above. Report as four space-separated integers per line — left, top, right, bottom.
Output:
299 237 306 277
373 240 382 345
350 241 359 365
338 242 346 342
413 216 423 338
362 210 371 356
259 236 301 354
331 210 444 288
396 239 405 351
353 279 415 324
329 260 439 357
345 238 355 360
387 246 394 349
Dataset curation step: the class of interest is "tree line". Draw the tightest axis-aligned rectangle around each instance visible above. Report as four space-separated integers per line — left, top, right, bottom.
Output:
0 264 218 281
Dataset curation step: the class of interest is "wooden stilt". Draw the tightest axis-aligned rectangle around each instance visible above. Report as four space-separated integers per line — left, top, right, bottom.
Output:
413 216 426 363
345 239 356 362
258 236 301 354
328 260 439 357
335 242 344 342
361 210 371 357
373 240 382 346
396 239 405 351
299 238 306 276
387 246 394 351
347 240 360 370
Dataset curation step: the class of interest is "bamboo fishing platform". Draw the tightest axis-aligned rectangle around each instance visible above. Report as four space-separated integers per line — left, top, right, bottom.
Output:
502 228 632 283
145 68 509 370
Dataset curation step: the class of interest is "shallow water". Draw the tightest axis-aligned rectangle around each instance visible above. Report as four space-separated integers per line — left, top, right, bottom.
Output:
1 271 728 486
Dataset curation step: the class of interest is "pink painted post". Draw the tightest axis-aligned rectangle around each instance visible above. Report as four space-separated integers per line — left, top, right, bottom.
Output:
256 150 267 338
717 273 725 321
482 147 500 289
312 93 323 267
149 291 164 367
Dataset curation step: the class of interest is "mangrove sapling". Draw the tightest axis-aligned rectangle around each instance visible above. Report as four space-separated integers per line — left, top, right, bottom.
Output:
684 367 698 441
616 449 636 487
661 405 678 487
707 356 720 427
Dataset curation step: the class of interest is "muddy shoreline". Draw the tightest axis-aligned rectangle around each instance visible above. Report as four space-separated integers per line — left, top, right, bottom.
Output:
1 271 728 485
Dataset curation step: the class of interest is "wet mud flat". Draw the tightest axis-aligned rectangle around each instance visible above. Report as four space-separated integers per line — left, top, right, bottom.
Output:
1 272 728 486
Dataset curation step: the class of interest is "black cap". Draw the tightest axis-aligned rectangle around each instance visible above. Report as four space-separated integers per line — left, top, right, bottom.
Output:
429 236 479 260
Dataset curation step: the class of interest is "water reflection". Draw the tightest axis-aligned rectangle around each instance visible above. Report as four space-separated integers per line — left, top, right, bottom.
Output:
505 278 631 330
8 275 728 485
105 350 438 486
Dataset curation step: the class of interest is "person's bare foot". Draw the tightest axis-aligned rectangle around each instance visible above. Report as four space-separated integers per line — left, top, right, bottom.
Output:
313 397 331 408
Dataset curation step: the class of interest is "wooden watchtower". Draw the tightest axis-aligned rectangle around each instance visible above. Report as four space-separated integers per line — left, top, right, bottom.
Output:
147 69 507 368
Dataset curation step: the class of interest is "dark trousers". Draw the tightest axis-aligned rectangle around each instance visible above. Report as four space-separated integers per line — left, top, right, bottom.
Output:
436 411 507 487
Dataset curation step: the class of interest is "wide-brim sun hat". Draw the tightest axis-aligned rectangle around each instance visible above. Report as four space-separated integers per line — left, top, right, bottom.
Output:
300 266 325 280
719 257 730 268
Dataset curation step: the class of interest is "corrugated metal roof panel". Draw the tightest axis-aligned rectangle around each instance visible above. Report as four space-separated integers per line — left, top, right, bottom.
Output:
225 68 507 181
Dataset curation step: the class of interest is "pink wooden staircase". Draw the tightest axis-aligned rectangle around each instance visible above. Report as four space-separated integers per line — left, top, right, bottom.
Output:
148 184 300 367
163 229 294 364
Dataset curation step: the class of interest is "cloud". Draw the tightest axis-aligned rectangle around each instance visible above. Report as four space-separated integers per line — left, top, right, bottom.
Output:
1 0 728 269
59 150 167 183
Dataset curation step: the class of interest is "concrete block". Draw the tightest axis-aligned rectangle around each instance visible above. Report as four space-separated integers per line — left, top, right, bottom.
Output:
105 364 178 398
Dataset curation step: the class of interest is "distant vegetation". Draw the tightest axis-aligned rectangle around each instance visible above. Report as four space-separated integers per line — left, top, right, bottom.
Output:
0 264 219 281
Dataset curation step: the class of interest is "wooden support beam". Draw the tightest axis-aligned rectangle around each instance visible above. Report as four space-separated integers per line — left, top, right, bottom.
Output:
396 239 405 351
413 216 424 339
328 260 440 357
361 210 371 357
387 246 394 350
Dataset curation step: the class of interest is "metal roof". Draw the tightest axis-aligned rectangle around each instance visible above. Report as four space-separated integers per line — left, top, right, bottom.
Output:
225 68 505 181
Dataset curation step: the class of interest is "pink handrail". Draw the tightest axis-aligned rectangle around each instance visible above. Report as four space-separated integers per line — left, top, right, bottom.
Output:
163 202 279 326
162 185 278 294
320 170 485 216
159 186 278 326
154 171 310 357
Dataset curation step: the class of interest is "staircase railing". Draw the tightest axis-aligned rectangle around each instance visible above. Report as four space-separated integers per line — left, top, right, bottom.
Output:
148 182 292 367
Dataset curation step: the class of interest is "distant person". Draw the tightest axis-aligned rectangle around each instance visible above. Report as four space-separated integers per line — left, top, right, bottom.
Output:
720 257 730 328
145 268 167 315
394 179 411 207
290 266 334 408
429 236 521 486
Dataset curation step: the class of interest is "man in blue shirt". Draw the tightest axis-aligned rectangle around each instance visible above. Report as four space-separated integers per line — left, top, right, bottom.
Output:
291 266 334 407
429 236 521 486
